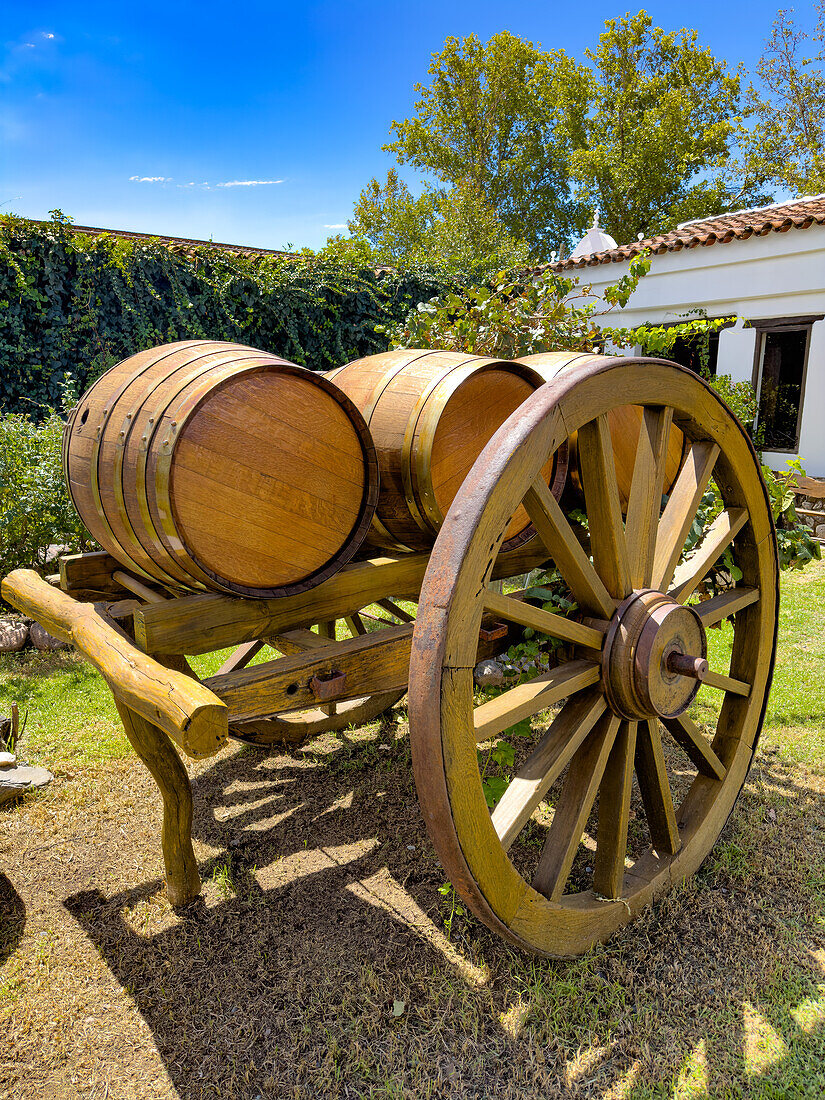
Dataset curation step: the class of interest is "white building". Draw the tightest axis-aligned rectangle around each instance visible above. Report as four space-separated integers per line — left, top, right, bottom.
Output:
555 196 825 474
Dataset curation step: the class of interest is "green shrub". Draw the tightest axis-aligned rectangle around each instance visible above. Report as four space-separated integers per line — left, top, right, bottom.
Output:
0 405 91 581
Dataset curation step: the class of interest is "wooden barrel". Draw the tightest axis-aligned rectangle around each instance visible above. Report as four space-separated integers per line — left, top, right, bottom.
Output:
64 340 379 597
516 352 687 511
328 349 566 552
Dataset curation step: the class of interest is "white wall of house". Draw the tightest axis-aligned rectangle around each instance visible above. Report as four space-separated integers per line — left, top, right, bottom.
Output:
580 223 825 473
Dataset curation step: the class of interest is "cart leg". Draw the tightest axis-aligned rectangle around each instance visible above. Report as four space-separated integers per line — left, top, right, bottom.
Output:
114 699 201 905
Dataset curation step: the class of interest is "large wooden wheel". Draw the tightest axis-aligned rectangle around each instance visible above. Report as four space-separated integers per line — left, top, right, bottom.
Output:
410 358 779 956
228 600 413 746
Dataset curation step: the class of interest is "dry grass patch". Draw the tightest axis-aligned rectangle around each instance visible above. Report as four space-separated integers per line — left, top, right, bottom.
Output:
1 563 825 1098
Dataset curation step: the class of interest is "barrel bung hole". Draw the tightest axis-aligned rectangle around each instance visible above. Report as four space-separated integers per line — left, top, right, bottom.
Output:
286 683 299 696
79 408 89 425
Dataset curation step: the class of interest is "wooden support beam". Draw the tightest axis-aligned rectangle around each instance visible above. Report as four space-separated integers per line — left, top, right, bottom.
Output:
205 623 414 722
134 542 549 656
115 701 201 906
1 569 227 758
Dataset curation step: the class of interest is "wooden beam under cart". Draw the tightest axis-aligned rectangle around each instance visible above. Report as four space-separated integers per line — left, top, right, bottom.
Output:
204 623 413 721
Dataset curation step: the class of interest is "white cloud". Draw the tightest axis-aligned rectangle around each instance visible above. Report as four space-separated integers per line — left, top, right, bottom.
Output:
23 43 35 48
129 176 172 183
324 224 346 229
42 32 55 39
215 179 283 188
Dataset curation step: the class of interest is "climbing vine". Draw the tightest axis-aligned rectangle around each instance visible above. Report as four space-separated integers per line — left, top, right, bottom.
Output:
0 212 457 414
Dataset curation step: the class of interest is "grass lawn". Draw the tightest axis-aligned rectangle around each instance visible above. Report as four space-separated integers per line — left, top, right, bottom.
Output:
1 564 824 1098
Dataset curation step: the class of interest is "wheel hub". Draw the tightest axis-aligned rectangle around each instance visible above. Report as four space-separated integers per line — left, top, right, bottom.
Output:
602 589 707 720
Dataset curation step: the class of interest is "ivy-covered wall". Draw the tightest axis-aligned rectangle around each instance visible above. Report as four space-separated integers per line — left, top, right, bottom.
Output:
0 215 455 413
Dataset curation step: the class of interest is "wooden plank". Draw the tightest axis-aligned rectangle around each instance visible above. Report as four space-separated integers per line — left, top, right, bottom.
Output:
523 476 615 619
1 568 227 757
576 414 631 600
593 720 638 899
532 712 621 901
662 712 727 779
134 541 549 656
651 441 720 591
111 570 169 605
272 628 332 654
473 660 601 743
635 719 681 856
624 406 673 588
669 508 749 603
204 623 413 721
59 551 131 595
695 586 759 627
482 589 605 650
491 689 606 850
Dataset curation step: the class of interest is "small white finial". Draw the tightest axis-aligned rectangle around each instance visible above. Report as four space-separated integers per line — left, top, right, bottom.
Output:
593 208 600 228
550 250 558 263
637 232 644 241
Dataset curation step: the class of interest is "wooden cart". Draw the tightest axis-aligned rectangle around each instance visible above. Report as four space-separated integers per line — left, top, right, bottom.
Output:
1 357 779 957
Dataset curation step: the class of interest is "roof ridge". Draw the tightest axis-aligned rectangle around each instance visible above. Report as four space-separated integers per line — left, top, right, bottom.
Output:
678 193 825 229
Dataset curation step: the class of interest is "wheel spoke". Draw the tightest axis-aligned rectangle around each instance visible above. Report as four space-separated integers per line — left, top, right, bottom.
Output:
670 508 749 602
483 588 605 650
651 441 720 591
662 713 726 779
491 689 606 850
473 660 600 743
625 406 674 588
593 720 638 898
216 639 264 676
523 476 615 619
577 414 632 599
376 598 415 623
345 613 367 636
702 669 751 697
635 719 681 856
696 586 759 627
532 712 621 901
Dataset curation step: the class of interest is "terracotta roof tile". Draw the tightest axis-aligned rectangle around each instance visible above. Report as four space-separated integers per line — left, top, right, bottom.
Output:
551 194 825 271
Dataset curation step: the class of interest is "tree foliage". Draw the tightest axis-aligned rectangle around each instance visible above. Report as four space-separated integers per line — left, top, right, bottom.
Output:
344 170 529 277
383 253 652 359
742 3 825 194
383 31 588 257
373 19 764 259
570 13 766 241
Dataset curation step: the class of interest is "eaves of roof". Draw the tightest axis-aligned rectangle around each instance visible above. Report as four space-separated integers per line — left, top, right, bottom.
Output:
550 194 825 273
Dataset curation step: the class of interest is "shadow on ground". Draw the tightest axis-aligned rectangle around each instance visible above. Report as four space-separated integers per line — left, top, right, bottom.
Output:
64 722 825 1099
0 873 26 967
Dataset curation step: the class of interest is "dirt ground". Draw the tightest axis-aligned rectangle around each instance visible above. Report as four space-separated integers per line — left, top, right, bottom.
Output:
2 701 825 1099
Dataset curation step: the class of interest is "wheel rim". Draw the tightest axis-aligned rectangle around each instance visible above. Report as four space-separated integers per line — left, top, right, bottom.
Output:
409 358 779 956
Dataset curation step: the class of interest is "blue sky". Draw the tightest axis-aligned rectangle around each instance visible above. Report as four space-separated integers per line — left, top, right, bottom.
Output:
0 1 802 250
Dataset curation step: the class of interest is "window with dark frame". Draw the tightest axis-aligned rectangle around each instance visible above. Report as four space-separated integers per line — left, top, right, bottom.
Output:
667 330 721 377
755 327 810 451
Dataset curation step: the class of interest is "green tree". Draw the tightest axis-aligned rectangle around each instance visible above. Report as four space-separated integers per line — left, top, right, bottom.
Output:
571 13 766 242
343 169 529 276
742 4 825 194
383 32 588 258
382 19 766 255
